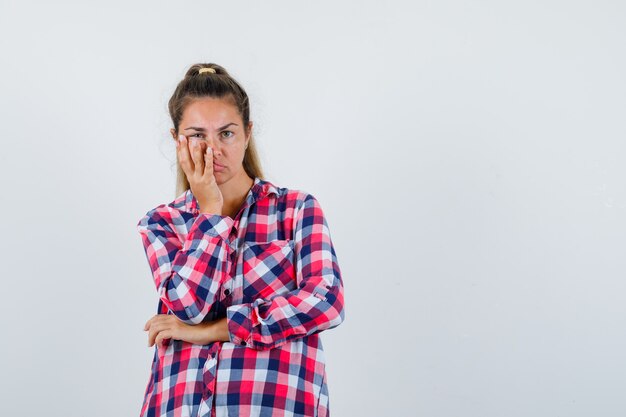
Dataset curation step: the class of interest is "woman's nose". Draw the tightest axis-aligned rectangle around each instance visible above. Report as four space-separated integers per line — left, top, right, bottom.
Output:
203 137 222 157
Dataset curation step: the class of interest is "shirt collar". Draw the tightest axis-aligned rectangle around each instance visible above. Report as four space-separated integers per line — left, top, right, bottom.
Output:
186 176 279 214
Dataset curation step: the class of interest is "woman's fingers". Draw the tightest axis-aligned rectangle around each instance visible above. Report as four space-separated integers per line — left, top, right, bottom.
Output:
147 321 165 346
176 134 216 186
145 314 185 347
203 146 214 178
155 330 172 347
189 137 206 177
143 314 160 331
177 135 194 176
145 314 166 346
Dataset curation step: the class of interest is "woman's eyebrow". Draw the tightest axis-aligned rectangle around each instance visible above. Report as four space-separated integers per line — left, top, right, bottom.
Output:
184 123 238 132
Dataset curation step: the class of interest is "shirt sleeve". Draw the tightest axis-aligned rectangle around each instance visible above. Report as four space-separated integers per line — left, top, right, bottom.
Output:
136 205 234 325
225 193 345 350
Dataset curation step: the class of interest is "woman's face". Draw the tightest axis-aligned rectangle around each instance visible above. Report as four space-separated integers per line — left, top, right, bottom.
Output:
171 96 252 185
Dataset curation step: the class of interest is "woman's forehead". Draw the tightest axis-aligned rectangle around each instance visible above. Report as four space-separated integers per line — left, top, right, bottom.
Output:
182 98 241 125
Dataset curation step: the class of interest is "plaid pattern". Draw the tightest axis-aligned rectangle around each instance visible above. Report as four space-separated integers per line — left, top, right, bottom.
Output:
137 177 345 417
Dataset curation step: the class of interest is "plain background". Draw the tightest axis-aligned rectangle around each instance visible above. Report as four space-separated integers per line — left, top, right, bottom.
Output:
1 1 625 416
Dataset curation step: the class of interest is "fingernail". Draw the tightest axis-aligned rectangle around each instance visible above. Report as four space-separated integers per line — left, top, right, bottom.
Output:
206 147 212 153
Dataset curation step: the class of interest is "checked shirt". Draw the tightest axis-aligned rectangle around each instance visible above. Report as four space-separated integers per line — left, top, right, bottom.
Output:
136 176 345 417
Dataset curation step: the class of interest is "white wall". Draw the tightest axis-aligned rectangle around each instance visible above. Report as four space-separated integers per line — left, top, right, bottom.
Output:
1 1 625 416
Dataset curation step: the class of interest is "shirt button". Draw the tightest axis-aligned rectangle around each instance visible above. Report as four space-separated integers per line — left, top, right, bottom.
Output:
224 289 231 296
240 340 247 346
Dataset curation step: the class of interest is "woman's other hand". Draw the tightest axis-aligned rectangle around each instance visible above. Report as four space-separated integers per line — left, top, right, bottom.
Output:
176 134 224 214
143 314 229 346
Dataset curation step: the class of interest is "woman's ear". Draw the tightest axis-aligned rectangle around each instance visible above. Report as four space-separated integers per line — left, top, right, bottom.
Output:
170 128 178 141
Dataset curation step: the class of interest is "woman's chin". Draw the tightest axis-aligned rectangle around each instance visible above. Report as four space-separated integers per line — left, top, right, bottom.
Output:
213 172 226 184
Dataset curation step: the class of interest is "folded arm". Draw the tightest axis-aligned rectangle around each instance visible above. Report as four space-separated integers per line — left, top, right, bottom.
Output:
226 194 345 350
137 206 233 325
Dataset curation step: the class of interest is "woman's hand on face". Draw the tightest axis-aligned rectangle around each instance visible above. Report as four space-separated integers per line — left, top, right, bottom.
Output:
143 314 227 346
176 134 224 214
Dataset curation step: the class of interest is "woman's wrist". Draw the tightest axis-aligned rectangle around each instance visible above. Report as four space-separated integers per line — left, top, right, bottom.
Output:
183 322 213 345
198 201 223 215
212 317 230 342
186 318 230 345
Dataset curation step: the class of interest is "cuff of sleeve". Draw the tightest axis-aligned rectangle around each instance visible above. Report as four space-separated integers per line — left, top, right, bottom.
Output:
226 303 254 347
188 213 234 241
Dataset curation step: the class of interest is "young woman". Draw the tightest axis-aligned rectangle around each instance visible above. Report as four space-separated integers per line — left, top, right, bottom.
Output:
137 63 346 417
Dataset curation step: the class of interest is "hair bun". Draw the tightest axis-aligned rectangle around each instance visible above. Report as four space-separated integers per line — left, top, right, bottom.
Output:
183 63 229 78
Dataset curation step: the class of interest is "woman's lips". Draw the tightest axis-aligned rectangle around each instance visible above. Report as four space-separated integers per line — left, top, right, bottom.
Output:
213 162 225 172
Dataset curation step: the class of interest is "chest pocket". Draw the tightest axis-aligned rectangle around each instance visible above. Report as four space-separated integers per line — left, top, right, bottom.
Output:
241 239 297 301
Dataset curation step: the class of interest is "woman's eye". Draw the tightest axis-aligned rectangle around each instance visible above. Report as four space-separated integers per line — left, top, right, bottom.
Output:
221 131 234 139
190 133 204 139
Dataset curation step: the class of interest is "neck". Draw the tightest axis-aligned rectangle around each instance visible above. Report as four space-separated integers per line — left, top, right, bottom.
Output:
218 172 255 217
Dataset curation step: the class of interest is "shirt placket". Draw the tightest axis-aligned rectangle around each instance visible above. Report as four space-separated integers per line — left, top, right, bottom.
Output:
224 192 258 298
198 342 221 417
223 216 240 302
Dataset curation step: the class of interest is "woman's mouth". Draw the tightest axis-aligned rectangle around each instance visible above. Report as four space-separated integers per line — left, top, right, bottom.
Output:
213 162 225 172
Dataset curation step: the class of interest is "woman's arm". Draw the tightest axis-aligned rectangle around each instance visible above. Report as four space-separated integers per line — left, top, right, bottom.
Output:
225 193 345 350
144 315 230 346
137 205 234 325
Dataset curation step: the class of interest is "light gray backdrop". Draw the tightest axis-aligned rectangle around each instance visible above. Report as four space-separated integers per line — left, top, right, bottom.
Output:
1 1 625 416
